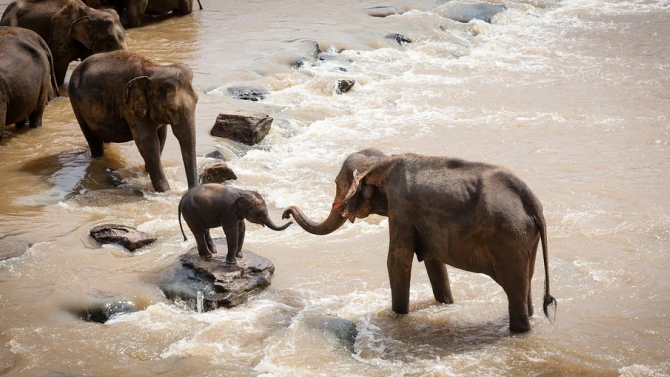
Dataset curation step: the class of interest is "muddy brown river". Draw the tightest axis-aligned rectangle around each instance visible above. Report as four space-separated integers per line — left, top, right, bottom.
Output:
1 0 669 376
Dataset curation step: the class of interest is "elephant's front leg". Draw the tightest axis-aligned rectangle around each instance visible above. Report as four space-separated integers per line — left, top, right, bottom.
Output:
236 221 245 258
222 223 240 265
425 259 454 304
126 0 149 28
387 221 416 314
131 125 170 192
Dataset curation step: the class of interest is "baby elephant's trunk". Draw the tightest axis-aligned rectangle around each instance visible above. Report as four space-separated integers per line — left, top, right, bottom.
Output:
264 217 292 231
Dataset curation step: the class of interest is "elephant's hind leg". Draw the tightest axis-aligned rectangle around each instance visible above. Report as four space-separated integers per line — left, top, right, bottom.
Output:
0 104 6 143
72 106 104 157
496 266 531 333
425 259 454 305
28 91 48 129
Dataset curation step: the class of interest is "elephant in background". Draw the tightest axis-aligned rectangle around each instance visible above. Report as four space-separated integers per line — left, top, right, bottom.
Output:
0 29 59 143
68 51 198 192
83 0 202 28
0 0 127 85
179 184 292 262
283 149 557 333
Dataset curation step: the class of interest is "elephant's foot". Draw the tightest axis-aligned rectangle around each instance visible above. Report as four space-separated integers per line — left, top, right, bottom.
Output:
198 252 213 260
15 120 27 128
225 257 237 265
236 250 244 258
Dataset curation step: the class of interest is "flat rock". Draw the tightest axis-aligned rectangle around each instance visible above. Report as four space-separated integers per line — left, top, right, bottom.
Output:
304 315 357 352
0 238 32 261
386 33 412 45
226 86 269 102
89 224 156 252
210 110 273 146
160 238 274 311
71 299 137 323
436 3 506 23
336 80 355 94
364 6 403 17
199 160 237 184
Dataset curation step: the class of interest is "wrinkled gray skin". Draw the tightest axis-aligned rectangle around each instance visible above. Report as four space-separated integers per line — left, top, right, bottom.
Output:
84 0 202 28
283 149 556 333
0 30 57 143
178 184 292 263
68 50 198 192
0 0 127 85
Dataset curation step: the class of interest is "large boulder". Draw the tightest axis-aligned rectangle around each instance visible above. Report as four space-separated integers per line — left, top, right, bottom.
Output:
0 238 32 261
199 160 237 184
436 3 506 23
89 224 156 252
160 238 274 312
210 110 273 146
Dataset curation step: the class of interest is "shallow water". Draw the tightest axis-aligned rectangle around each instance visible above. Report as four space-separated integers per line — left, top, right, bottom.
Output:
0 0 669 375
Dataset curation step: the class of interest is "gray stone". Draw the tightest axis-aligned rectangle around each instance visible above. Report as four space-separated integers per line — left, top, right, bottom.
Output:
437 3 506 23
160 238 274 311
336 80 355 94
386 33 412 45
364 6 403 17
226 86 269 102
210 110 273 146
0 238 32 261
199 160 237 184
203 149 225 160
89 224 156 252
71 299 137 323
304 315 357 352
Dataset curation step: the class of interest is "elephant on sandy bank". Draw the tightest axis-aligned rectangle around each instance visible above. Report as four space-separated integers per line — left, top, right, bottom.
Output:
0 28 60 143
83 0 202 28
283 149 556 333
1 0 127 85
179 184 292 262
68 50 199 192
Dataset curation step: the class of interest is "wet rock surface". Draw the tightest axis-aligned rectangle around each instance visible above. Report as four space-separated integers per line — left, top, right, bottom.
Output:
226 86 269 102
364 6 403 17
386 33 412 45
160 238 274 311
336 80 355 94
210 110 273 145
0 238 32 261
437 3 506 23
304 315 357 352
199 160 237 184
71 299 137 323
89 224 156 252
203 149 226 160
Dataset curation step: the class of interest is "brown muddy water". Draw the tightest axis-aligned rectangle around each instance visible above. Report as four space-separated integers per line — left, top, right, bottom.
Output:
0 0 669 376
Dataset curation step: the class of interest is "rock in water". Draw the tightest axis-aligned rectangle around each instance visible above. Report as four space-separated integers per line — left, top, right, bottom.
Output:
364 6 403 17
0 238 32 261
71 299 137 323
436 3 506 23
161 238 274 311
210 110 273 146
336 80 355 94
203 149 225 160
199 160 237 184
226 86 269 102
89 224 156 252
303 315 357 352
386 33 412 45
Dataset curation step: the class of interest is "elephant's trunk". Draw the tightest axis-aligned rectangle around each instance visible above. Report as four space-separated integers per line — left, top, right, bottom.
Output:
282 206 347 235
263 217 292 231
174 116 198 189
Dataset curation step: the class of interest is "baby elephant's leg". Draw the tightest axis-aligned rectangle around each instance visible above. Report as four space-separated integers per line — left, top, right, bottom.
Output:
222 223 240 264
205 232 217 254
236 221 245 258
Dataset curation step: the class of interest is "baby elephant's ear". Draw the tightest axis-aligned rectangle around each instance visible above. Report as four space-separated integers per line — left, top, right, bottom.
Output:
232 196 252 218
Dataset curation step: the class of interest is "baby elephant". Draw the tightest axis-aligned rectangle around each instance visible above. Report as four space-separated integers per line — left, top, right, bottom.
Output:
178 184 292 263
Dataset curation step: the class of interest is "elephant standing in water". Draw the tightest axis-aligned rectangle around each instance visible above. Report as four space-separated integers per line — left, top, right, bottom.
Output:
68 51 199 192
179 184 292 263
0 28 60 143
283 149 556 333
84 0 202 28
0 0 127 85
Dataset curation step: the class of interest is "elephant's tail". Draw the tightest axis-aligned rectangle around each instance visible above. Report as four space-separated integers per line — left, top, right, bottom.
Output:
535 210 557 322
178 200 187 241
197 0 203 10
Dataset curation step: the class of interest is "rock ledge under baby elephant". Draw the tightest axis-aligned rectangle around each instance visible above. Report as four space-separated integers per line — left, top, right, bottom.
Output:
89 224 156 252
160 238 274 311
210 110 273 146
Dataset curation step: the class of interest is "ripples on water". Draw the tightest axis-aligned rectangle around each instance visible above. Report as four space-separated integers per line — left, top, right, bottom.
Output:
0 0 669 375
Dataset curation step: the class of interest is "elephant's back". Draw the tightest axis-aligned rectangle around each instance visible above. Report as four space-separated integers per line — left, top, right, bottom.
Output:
0 0 59 41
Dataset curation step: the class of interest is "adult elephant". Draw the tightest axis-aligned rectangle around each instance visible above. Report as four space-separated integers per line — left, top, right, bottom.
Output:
0 29 59 143
84 0 202 28
282 149 557 333
68 51 198 192
0 0 127 86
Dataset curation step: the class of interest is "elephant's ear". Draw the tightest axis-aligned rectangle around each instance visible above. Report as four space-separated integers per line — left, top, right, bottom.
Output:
333 161 390 212
232 196 252 218
71 16 93 49
48 2 80 46
124 76 151 118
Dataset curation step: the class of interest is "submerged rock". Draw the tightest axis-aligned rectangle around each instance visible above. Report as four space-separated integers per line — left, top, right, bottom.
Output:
0 238 32 261
199 160 237 184
203 149 225 160
290 40 322 69
437 3 506 23
89 224 156 252
336 80 355 94
386 33 412 45
210 110 273 146
160 238 274 311
226 86 269 102
364 6 403 17
71 299 137 323
303 315 357 352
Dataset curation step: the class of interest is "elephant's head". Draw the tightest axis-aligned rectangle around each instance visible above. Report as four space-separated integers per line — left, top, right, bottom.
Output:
283 148 394 235
234 191 292 231
70 7 127 56
123 64 200 188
